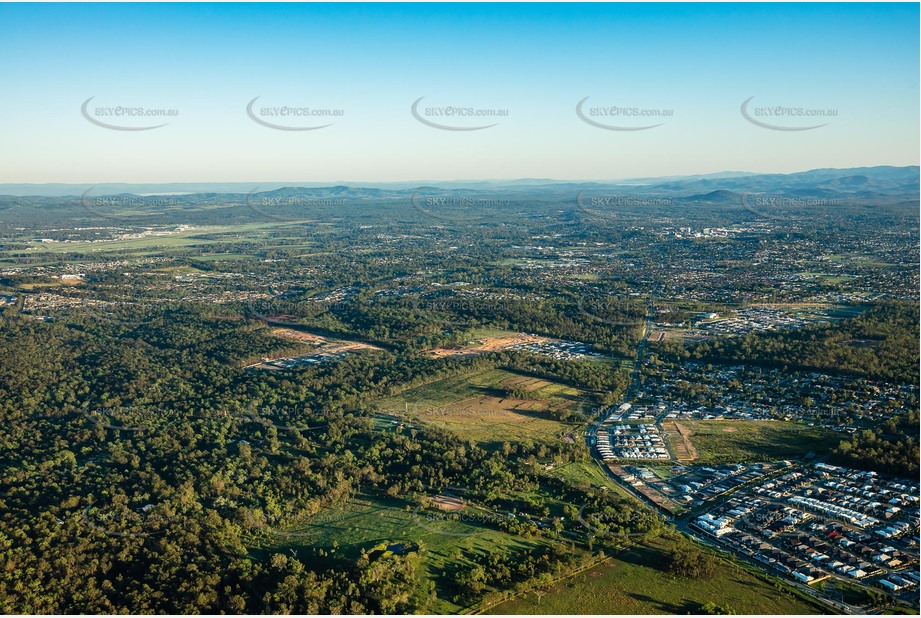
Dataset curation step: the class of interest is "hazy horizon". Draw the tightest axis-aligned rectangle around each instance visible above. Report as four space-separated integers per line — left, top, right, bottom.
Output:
1 164 918 197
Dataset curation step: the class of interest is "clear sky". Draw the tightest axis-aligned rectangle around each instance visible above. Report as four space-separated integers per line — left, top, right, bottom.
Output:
0 2 917 183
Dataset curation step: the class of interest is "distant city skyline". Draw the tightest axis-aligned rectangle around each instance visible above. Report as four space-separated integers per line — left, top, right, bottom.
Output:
0 2 918 183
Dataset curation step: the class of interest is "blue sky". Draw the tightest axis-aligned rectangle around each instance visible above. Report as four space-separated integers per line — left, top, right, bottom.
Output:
0 2 917 183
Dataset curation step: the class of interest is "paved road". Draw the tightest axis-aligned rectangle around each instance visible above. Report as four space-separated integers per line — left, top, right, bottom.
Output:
583 301 854 614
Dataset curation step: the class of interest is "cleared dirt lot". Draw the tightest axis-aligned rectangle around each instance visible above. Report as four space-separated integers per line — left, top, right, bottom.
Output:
662 421 699 461
432 495 466 511
424 334 552 358
270 328 327 344
247 328 383 369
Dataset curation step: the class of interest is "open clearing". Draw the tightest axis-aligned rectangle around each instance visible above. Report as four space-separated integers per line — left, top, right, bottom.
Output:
549 462 636 501
269 328 327 344
499 375 554 391
17 278 84 289
676 420 841 464
424 332 553 358
249 493 561 614
432 494 465 511
415 395 570 445
486 535 825 615
245 328 382 369
375 368 585 446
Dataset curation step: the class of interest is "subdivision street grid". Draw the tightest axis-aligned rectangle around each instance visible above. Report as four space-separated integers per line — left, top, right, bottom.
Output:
581 307 919 614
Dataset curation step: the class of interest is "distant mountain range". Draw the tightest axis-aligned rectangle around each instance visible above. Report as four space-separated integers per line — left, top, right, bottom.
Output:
1 166 917 198
639 166 919 200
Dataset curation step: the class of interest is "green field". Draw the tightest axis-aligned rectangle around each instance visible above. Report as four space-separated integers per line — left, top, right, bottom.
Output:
799 272 855 284
248 493 566 614
375 368 586 446
377 371 501 412
461 327 520 340
486 535 826 615
647 465 680 480
548 461 635 501
679 419 842 464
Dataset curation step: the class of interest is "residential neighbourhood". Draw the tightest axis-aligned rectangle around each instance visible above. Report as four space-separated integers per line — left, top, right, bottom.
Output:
638 362 917 431
690 463 919 604
594 422 669 460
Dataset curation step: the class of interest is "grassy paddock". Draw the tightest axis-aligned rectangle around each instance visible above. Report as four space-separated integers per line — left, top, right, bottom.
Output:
677 419 841 464
375 368 586 446
249 494 568 614
549 461 636 501
485 535 827 615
